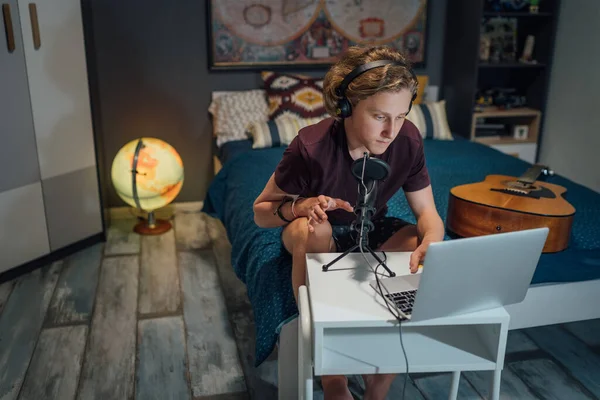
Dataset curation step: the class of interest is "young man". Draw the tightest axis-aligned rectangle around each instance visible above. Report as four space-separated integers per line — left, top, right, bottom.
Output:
253 45 445 400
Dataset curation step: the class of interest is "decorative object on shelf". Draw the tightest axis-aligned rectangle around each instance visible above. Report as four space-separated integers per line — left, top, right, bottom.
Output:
519 35 537 64
476 88 527 110
486 0 542 13
529 0 541 13
111 138 184 235
513 124 529 140
480 35 491 61
207 0 428 69
481 17 518 63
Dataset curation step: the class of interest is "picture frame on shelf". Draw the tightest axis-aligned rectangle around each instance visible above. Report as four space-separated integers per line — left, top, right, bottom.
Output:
513 125 529 140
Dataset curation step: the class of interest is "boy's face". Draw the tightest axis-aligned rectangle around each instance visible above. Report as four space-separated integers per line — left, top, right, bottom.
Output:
345 89 413 156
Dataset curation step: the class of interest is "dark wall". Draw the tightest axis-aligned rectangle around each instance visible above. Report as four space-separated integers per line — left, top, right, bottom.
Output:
88 0 448 207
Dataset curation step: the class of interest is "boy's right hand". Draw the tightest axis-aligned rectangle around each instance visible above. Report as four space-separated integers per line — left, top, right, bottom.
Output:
296 195 354 232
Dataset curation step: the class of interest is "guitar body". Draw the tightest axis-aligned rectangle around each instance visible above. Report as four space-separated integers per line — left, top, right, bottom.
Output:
447 174 576 253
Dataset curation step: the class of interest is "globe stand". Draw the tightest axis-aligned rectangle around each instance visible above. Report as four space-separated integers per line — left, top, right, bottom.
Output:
134 210 172 235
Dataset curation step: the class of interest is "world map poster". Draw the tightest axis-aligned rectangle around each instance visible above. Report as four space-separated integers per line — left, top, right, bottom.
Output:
208 0 428 69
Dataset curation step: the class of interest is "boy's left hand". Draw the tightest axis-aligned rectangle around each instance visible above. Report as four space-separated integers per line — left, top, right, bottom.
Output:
409 242 430 273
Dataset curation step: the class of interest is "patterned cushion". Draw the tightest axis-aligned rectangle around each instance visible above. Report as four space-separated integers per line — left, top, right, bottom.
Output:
208 90 269 147
246 116 325 149
261 71 328 121
407 100 453 140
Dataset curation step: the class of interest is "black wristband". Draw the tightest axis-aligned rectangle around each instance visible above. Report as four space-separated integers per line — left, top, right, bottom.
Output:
274 197 294 223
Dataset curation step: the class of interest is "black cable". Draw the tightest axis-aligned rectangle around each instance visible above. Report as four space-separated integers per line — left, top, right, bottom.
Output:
372 252 410 400
357 153 410 399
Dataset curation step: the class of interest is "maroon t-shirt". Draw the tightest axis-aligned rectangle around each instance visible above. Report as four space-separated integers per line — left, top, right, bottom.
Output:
274 117 430 225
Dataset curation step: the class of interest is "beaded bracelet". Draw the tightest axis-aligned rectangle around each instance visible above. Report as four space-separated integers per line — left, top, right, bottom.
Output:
291 197 304 218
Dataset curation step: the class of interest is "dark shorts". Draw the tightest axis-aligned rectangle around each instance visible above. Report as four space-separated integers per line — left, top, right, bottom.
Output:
331 216 413 253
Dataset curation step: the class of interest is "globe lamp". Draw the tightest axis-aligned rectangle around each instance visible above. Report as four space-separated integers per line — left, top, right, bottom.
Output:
111 137 184 234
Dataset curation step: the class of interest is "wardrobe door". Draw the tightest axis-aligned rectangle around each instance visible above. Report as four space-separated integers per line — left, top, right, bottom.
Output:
0 1 49 272
0 0 41 193
0 183 50 273
18 0 103 250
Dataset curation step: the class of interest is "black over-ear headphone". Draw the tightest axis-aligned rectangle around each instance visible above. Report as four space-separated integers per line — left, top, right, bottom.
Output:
335 59 418 119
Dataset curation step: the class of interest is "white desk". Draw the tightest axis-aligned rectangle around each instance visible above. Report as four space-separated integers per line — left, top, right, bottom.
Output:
298 251 510 400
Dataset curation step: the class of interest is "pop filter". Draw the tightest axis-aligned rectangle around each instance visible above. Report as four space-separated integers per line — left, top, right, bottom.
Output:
351 154 390 193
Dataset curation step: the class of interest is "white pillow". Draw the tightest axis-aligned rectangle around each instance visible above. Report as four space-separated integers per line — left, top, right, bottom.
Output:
246 116 325 149
407 100 453 140
209 90 269 147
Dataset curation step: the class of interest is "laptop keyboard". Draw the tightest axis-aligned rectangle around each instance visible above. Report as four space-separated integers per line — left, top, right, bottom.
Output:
385 289 417 315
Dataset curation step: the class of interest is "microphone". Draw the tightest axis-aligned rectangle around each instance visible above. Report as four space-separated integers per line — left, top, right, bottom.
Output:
351 152 391 245
321 151 395 277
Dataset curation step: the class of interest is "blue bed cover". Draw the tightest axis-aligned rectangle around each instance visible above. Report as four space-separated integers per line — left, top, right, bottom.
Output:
203 138 600 366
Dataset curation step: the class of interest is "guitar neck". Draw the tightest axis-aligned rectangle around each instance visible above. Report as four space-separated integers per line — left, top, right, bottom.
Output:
517 164 547 185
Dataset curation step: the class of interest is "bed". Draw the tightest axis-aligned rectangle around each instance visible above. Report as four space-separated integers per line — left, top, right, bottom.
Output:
202 87 600 398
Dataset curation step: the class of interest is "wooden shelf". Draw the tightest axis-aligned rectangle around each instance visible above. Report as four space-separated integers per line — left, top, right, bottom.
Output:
478 62 546 68
474 136 538 145
483 12 552 17
471 107 541 144
473 107 541 118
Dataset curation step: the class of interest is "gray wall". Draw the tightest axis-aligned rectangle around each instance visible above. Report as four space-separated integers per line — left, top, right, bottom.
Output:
89 0 448 207
538 1 600 193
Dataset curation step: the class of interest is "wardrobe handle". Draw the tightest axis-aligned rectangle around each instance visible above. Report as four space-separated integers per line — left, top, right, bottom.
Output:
2 4 15 53
28 3 40 49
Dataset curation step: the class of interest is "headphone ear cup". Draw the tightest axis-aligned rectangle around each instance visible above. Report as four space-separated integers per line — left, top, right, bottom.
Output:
337 97 352 118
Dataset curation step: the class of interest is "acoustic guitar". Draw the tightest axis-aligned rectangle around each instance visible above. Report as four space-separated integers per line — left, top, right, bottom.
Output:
446 164 575 253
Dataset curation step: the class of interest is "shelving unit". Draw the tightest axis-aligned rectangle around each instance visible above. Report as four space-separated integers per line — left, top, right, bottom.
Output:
442 0 561 163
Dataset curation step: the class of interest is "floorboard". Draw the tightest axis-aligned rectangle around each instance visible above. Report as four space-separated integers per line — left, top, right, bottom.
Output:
0 279 16 315
463 368 538 400
45 243 103 326
136 316 191 400
174 212 211 250
385 375 426 399
77 255 138 400
510 358 595 400
139 230 181 316
562 319 600 347
524 324 600 398
17 325 87 400
413 373 482 400
179 250 246 398
506 330 539 354
104 218 141 256
0 262 61 400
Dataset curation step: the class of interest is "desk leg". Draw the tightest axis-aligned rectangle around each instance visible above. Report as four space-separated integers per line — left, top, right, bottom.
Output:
298 286 313 400
449 371 460 400
490 369 502 400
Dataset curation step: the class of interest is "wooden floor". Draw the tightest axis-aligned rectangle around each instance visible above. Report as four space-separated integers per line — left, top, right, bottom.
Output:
1 203 600 400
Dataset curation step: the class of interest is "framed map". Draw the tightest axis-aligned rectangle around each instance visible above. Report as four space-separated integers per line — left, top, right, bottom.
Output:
207 0 428 70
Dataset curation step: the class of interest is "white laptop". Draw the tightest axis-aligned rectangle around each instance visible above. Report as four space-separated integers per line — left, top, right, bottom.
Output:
369 228 549 322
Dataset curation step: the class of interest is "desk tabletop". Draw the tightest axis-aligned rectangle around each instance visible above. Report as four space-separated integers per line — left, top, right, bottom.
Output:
306 252 509 328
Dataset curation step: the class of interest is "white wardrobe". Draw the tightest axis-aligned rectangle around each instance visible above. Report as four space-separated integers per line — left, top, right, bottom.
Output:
0 0 103 273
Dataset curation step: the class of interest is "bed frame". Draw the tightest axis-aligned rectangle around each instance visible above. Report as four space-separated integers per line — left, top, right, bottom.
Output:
208 91 600 399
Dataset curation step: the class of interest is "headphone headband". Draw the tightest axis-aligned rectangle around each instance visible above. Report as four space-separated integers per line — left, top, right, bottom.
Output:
335 59 415 97
335 58 417 119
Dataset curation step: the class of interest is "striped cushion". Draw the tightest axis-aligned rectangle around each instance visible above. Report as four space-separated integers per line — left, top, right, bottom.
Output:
407 100 453 140
246 117 325 149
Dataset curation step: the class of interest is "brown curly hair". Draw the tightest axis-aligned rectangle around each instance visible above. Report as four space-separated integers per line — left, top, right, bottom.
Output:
323 46 418 119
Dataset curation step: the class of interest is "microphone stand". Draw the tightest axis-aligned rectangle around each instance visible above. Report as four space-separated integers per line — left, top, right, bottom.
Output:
322 153 396 277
